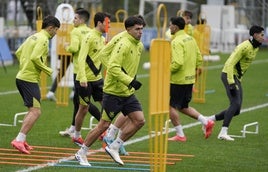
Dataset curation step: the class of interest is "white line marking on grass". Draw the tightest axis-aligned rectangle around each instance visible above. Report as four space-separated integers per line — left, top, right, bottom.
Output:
16 102 268 172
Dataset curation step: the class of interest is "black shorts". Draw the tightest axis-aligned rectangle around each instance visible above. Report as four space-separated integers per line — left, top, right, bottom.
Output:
102 93 142 121
170 83 193 109
16 78 41 108
78 79 103 105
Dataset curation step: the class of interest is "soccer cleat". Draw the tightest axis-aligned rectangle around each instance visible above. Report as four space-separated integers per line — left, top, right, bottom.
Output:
11 140 30 154
59 128 74 137
119 144 129 156
204 120 215 139
24 142 33 151
103 136 114 146
218 134 234 141
168 135 187 142
46 91 57 101
72 137 84 146
75 151 91 166
105 146 124 165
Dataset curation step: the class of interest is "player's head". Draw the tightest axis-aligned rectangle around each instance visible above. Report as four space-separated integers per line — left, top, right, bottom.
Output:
249 25 264 36
42 15 60 38
249 25 264 47
178 10 192 25
133 14 147 27
94 12 111 33
42 15 60 29
169 16 185 35
124 16 144 40
75 8 90 23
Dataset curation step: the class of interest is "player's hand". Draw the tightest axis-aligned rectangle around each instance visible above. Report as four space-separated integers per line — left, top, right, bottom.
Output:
129 79 142 90
196 68 202 76
80 82 87 87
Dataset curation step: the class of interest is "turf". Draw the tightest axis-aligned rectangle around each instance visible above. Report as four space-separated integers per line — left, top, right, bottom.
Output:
0 48 268 172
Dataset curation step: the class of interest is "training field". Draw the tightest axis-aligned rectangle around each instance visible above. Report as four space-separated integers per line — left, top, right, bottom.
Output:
0 48 268 172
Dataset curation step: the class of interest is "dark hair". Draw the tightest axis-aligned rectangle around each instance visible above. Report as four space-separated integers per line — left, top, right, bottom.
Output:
249 25 264 36
75 8 90 22
42 15 60 29
94 12 111 27
170 16 185 30
124 16 143 29
133 14 146 27
183 10 193 19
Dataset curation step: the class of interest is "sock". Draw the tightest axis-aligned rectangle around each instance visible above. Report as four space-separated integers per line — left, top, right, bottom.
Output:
197 114 207 125
79 144 89 155
219 126 228 135
110 137 123 151
74 130 81 139
208 115 216 121
69 125 75 132
175 125 185 137
106 124 119 140
16 132 26 142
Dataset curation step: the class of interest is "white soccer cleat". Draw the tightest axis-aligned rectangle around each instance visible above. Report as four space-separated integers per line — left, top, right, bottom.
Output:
105 146 124 165
75 151 91 166
217 134 234 141
46 91 57 101
59 128 74 137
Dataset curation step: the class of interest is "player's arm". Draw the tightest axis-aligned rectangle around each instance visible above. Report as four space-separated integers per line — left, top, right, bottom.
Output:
225 47 243 84
30 40 52 76
65 30 80 54
77 35 90 85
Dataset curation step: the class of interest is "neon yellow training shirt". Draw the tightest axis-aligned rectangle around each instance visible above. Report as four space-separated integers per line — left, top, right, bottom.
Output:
77 28 105 82
15 30 53 83
65 24 91 74
104 33 144 97
222 40 259 84
170 30 203 85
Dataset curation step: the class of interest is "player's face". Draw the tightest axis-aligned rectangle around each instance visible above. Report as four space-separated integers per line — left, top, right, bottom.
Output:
183 16 191 25
169 22 178 35
47 26 59 38
128 24 143 40
100 18 110 33
254 31 265 43
73 14 82 27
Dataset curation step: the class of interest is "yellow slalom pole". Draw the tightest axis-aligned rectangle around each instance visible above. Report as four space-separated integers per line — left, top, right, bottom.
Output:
193 13 211 103
149 4 170 172
36 7 47 100
56 14 73 106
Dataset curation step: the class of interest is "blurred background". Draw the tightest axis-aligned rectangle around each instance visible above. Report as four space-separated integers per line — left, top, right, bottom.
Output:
0 0 268 66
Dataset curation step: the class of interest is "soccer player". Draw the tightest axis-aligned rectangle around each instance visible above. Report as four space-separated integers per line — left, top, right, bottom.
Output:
11 16 60 154
58 8 101 137
167 16 215 142
71 12 110 146
165 10 194 40
100 14 146 156
208 25 264 141
74 16 145 166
